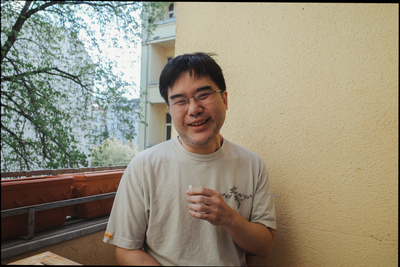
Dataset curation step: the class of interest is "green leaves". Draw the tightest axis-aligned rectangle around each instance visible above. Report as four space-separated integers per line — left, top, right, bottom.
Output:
91 137 137 167
1 1 166 172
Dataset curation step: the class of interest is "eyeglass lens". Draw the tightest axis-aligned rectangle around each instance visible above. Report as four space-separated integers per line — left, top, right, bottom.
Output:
170 89 218 107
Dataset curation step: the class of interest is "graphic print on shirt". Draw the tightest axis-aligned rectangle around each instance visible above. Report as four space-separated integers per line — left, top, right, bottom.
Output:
221 186 253 209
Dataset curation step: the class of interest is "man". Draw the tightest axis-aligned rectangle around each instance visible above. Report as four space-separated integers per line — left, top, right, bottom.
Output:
103 52 276 266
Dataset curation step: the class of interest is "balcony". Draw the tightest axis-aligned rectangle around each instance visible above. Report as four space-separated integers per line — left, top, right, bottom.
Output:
1 167 126 265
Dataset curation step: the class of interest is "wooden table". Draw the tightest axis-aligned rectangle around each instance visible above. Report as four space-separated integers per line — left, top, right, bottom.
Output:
7 251 82 265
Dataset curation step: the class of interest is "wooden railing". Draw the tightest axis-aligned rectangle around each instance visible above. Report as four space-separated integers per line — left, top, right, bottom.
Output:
1 166 127 179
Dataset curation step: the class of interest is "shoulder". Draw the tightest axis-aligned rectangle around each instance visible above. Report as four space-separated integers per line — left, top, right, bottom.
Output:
139 138 175 157
123 139 177 181
127 138 178 167
224 139 263 162
223 139 267 176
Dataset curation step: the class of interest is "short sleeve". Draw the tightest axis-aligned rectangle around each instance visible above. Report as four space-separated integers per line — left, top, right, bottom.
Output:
103 155 148 249
250 158 277 230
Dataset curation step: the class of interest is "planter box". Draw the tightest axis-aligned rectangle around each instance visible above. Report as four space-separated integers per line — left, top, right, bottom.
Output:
68 170 124 218
1 175 75 240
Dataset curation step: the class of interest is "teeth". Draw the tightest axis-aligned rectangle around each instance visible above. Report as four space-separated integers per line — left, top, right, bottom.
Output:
191 120 206 126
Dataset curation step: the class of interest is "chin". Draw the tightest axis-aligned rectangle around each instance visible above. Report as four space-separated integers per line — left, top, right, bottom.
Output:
189 133 220 147
188 138 212 147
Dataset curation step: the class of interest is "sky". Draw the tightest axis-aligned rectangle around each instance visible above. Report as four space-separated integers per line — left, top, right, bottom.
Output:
77 6 143 100
90 36 142 100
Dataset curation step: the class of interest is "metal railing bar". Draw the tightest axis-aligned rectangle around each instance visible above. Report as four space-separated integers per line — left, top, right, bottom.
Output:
1 217 109 260
1 166 127 178
1 192 116 218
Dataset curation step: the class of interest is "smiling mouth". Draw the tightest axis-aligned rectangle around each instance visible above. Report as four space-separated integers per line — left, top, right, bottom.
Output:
189 119 208 126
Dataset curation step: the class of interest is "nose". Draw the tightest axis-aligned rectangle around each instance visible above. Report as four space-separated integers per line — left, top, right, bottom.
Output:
187 97 203 116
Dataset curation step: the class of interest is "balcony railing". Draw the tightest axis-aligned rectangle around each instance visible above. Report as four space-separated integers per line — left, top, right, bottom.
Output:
1 192 116 240
1 165 127 179
1 166 127 260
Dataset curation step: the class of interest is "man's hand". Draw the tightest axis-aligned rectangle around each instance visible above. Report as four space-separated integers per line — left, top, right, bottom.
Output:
186 186 275 258
186 186 235 226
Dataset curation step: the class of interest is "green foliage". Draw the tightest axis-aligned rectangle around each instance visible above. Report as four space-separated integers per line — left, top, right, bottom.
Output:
91 137 137 167
1 1 167 172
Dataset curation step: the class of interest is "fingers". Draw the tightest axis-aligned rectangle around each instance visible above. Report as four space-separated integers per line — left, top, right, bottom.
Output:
186 186 228 225
188 207 221 225
188 209 208 220
187 202 210 213
186 186 224 210
186 195 212 205
186 186 214 196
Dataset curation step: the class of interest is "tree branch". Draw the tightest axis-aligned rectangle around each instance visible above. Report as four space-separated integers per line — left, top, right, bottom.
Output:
63 1 138 8
1 100 79 168
1 0 165 171
1 1 77 64
1 1 32 64
2 68 56 82
3 56 95 95
1 122 33 170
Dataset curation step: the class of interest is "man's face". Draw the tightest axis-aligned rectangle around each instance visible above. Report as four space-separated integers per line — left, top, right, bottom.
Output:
168 71 228 154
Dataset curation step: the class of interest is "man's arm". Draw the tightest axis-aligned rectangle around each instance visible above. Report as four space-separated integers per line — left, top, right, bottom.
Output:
224 212 275 257
115 246 161 266
186 187 275 258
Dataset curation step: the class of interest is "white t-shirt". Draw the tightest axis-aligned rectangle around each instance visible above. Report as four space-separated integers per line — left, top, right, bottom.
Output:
103 136 276 266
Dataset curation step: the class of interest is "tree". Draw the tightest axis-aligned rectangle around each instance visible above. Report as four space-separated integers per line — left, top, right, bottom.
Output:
91 137 138 167
1 1 167 172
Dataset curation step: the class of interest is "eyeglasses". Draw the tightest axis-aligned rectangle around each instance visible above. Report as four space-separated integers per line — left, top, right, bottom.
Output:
169 89 223 109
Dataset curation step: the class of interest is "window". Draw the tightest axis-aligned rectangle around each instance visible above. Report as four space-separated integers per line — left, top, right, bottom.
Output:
165 113 172 140
168 3 175 19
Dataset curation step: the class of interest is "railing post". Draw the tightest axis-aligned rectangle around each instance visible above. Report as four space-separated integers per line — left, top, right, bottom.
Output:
25 208 35 240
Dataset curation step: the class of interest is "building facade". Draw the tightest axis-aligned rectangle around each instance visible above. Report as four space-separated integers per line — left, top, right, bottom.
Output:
138 2 176 151
92 98 140 147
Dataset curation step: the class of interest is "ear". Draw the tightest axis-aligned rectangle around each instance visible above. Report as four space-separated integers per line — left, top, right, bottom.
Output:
223 91 228 110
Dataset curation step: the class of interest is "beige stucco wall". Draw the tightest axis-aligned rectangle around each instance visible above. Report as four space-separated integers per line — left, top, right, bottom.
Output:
147 103 169 147
174 3 398 266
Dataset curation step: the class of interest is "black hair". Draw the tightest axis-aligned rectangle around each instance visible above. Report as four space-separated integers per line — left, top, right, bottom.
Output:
159 52 226 104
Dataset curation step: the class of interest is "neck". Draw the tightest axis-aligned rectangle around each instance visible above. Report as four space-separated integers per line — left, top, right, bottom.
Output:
178 134 223 154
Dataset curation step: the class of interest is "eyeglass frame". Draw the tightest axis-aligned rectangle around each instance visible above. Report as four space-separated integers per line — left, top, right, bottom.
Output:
168 88 224 108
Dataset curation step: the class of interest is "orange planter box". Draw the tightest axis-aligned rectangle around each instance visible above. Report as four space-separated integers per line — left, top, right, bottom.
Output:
1 175 75 240
68 170 124 218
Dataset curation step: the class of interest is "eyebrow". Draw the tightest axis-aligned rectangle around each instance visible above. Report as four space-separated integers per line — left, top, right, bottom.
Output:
169 85 212 100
